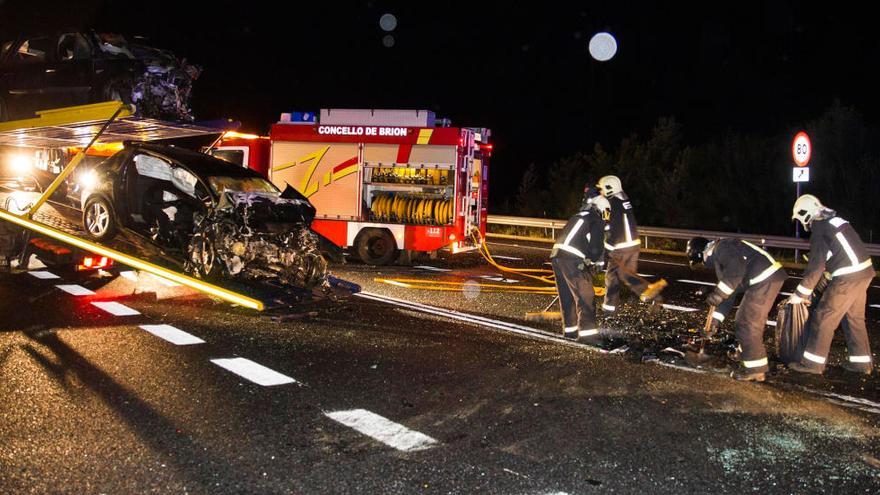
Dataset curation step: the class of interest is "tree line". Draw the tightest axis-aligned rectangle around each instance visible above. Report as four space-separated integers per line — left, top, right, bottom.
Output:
508 101 880 242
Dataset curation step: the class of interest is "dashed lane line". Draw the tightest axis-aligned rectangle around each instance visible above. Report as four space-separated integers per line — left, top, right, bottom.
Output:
28 271 60 280
91 301 141 316
325 409 438 452
491 255 524 261
210 357 297 386
139 324 205 346
55 284 95 296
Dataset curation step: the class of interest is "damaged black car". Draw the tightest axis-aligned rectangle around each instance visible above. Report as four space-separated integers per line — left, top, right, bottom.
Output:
78 142 334 290
0 30 200 121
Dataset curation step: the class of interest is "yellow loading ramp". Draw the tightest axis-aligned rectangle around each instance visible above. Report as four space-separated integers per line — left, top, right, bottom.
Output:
0 102 264 310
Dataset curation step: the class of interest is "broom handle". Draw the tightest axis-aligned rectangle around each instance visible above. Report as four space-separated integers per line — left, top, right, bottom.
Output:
704 305 716 333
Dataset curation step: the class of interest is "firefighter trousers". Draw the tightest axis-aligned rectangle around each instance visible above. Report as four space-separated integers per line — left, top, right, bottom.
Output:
801 275 873 370
603 248 649 312
551 256 597 337
734 274 786 373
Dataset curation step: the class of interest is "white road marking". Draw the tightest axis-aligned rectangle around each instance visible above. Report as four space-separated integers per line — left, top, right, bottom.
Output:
120 270 139 282
677 279 715 287
325 409 438 452
140 324 205 345
870 304 880 310
491 255 524 261
91 301 141 316
662 304 699 313
55 284 95 296
479 275 519 284
642 259 688 267
148 273 181 287
413 265 451 272
637 273 655 278
487 242 551 251
29 271 60 280
210 357 296 386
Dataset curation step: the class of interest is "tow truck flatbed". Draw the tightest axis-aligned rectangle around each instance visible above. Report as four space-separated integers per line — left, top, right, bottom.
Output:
0 102 359 310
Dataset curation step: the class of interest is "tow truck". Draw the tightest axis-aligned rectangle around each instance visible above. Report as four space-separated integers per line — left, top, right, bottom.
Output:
0 102 358 311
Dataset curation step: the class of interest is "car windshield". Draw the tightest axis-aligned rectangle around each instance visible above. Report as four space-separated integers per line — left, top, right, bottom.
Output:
208 176 278 195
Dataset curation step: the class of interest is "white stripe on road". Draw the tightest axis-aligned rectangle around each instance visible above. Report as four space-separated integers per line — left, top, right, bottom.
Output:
140 324 205 346
91 301 140 316
642 259 688 267
29 271 60 279
120 270 139 282
870 304 880 310
677 279 715 287
637 273 655 278
662 304 700 313
479 275 519 283
413 265 451 272
325 409 438 452
56 284 95 296
210 357 296 386
491 255 524 261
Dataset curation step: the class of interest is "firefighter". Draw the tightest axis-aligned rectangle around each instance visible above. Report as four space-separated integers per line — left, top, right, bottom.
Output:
595 175 667 313
550 186 608 344
787 195 875 375
687 236 787 381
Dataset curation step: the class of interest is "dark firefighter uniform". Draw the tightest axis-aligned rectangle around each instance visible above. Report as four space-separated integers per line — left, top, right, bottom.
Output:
602 193 655 312
550 208 606 340
794 216 874 371
704 239 787 373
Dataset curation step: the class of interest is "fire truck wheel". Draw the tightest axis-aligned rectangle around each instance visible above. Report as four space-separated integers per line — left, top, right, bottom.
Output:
354 228 398 266
83 196 117 242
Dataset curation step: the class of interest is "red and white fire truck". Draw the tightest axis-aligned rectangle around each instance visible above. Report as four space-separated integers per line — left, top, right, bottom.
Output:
217 109 490 265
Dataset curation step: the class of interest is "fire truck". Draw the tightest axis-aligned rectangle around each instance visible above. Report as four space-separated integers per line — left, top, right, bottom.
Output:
217 109 491 265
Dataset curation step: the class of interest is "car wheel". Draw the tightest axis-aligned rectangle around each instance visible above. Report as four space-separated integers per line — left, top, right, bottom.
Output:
100 78 133 105
186 232 216 279
354 228 398 266
83 196 117 242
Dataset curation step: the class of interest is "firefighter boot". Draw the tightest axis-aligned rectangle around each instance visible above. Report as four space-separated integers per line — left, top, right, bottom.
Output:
731 369 766 382
788 362 824 375
841 362 873 375
639 278 668 303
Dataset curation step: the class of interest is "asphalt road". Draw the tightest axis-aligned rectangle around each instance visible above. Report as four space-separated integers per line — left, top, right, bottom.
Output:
1 241 879 494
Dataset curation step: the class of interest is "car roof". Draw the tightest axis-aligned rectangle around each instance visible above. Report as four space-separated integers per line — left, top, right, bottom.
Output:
125 141 265 180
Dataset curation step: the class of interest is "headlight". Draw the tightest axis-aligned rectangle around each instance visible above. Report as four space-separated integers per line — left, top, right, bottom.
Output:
79 170 99 190
10 155 31 175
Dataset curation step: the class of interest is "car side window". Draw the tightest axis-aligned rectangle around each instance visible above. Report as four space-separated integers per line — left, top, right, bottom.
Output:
10 37 52 64
57 33 92 62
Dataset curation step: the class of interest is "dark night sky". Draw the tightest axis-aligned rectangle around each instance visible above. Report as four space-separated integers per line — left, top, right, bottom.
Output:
2 1 880 204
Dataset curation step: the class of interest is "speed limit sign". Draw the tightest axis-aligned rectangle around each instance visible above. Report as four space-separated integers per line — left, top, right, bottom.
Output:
792 131 811 167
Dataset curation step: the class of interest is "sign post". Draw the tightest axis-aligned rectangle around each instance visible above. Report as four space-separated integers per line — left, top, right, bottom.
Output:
791 132 812 256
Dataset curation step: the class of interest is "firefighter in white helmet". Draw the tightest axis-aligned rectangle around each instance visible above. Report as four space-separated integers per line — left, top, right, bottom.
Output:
549 186 608 344
595 175 667 313
787 194 875 375
686 236 787 381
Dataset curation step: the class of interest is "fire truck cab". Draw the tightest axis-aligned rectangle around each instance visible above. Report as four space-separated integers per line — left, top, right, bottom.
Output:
249 109 490 265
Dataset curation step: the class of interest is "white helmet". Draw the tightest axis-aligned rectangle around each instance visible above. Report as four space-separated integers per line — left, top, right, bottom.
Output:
596 175 622 197
792 194 823 230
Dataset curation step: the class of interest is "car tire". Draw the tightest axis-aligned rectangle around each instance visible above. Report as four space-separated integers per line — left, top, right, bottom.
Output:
100 77 133 105
354 228 398 266
83 196 117 242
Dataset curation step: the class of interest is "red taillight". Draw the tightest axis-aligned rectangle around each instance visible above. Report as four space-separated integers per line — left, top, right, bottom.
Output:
77 256 112 271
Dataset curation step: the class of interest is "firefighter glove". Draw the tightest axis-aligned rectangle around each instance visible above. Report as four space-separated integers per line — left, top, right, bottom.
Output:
706 291 725 307
787 293 810 306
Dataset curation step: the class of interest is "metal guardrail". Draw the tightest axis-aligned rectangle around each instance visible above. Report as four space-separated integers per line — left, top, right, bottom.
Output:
487 215 880 257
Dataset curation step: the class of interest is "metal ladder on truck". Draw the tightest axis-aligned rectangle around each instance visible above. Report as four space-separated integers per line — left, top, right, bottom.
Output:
0 101 266 310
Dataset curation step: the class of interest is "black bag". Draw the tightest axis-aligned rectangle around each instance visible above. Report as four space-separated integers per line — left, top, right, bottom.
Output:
775 301 810 364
